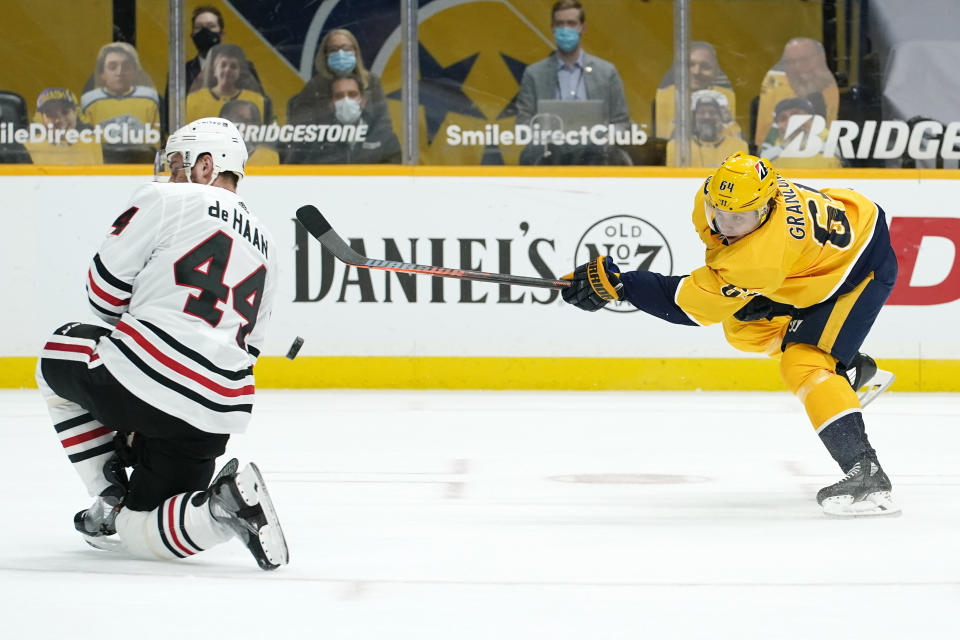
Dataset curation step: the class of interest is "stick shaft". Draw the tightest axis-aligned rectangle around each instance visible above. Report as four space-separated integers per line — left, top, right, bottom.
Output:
296 205 572 290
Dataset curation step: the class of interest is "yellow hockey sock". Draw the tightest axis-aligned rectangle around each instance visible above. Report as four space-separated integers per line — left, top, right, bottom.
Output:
780 343 860 430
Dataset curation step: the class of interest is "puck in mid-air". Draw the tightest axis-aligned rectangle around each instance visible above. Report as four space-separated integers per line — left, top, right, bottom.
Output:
285 336 304 360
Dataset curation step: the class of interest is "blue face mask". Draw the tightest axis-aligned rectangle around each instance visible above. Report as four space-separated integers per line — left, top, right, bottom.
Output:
553 26 580 53
327 50 357 75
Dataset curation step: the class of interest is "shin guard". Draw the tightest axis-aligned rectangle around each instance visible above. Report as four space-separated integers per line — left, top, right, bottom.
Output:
115 492 233 561
781 343 873 469
36 371 116 497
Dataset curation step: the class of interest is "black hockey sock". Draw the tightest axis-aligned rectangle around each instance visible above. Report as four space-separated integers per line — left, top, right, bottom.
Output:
818 411 875 471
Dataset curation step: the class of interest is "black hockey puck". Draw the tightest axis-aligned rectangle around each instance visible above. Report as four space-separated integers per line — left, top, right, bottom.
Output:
285 336 304 360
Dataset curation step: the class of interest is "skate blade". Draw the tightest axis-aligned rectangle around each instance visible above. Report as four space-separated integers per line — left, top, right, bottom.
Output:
858 369 895 408
822 491 902 517
82 533 125 552
243 463 289 568
258 523 288 569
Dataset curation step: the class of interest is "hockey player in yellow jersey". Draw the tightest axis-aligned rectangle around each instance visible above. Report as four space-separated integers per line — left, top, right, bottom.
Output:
562 152 899 517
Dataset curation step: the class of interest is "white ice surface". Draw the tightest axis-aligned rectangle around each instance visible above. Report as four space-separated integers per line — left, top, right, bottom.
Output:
1 389 958 639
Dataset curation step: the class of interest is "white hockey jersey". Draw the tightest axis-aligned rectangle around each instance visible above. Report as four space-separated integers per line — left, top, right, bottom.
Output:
86 181 278 434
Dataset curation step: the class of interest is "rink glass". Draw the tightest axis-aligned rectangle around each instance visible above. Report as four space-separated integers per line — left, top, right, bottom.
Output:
2 1 942 168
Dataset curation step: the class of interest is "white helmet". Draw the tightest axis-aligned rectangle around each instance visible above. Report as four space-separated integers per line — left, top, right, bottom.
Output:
163 117 248 182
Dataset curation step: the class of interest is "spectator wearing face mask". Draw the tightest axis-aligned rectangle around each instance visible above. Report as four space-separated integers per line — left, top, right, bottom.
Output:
287 28 390 129
185 6 261 101
666 90 746 167
515 0 629 128
162 6 263 137
286 76 400 164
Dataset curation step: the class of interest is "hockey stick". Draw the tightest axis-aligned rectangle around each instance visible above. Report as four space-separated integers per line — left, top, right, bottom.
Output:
295 205 572 290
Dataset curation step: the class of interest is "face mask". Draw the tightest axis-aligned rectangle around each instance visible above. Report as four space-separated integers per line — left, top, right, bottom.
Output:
696 120 720 142
553 27 580 53
327 50 357 75
192 28 221 55
334 97 362 124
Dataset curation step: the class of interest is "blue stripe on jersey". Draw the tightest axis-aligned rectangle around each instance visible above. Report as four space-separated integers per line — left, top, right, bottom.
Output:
619 271 698 326
834 206 893 297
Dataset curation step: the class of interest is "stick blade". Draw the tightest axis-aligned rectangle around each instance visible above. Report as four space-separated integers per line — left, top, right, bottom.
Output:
296 205 331 238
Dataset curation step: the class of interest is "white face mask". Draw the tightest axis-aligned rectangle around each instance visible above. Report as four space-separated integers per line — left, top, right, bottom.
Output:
334 97 362 124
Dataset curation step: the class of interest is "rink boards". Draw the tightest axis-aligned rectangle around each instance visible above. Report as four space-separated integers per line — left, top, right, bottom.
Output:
2 166 958 390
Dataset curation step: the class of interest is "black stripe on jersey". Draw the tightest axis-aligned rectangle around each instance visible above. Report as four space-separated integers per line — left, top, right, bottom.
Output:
247 345 260 358
157 504 187 559
54 413 95 433
68 441 115 463
92 254 133 293
178 492 204 553
87 297 122 319
138 319 254 381
110 337 253 414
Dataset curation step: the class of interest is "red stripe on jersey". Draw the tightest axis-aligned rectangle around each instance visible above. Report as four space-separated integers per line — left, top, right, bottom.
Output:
44 342 94 357
60 426 113 448
116 320 255 398
88 269 131 307
167 496 195 556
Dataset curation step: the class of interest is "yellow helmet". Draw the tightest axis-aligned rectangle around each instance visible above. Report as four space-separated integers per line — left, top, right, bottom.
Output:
704 152 778 241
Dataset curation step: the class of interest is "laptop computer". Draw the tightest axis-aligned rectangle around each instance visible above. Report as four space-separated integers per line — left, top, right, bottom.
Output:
535 99 606 131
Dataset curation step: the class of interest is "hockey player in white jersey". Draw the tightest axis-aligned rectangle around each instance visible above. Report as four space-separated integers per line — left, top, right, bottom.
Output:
36 117 288 569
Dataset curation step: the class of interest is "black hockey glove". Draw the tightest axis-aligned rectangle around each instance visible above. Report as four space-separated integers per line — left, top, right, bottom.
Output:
561 256 623 312
733 295 796 322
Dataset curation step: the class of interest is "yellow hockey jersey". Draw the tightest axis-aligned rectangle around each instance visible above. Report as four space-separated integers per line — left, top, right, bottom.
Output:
247 145 279 165
80 86 160 130
754 70 838 146
675 176 880 326
26 138 104 165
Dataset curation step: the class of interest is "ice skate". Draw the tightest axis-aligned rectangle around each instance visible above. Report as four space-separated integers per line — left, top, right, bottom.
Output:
73 487 124 537
817 454 900 517
74 486 126 551
74 454 127 550
838 353 895 408
205 458 289 570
